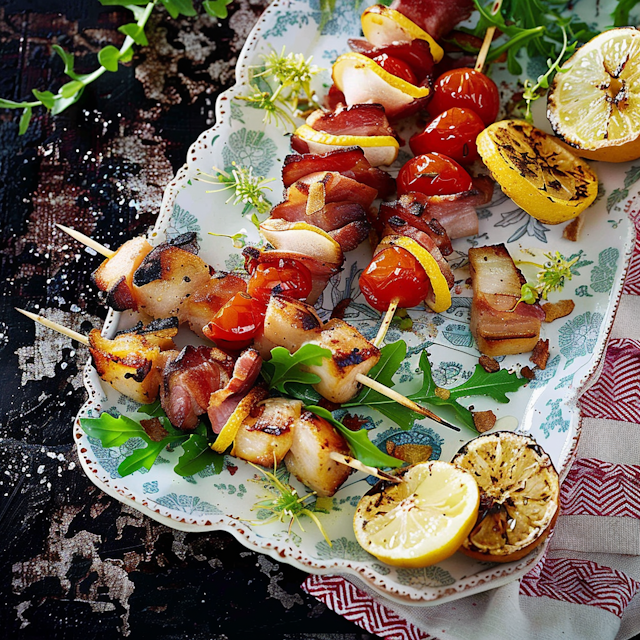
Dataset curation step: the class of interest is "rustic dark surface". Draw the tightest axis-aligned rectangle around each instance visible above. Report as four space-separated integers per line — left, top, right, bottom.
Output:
0 1 379 637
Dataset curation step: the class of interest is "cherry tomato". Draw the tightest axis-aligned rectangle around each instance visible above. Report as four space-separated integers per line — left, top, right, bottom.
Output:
203 293 265 350
410 107 485 164
247 258 312 305
373 53 418 85
360 246 431 311
429 68 500 126
397 153 473 197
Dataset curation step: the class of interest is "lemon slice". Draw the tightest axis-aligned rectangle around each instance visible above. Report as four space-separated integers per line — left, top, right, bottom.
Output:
361 5 444 62
547 28 640 163
293 124 399 167
332 52 430 120
210 387 266 453
477 119 598 224
378 235 452 312
353 461 479 568
452 432 560 563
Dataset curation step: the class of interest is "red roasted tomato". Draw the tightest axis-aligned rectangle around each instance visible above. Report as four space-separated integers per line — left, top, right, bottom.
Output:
373 53 418 85
410 107 485 164
429 68 500 126
247 258 312 305
360 246 431 311
397 152 473 197
203 293 265 350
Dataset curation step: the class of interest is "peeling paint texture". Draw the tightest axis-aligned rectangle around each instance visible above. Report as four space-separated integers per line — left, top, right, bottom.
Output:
0 1 376 637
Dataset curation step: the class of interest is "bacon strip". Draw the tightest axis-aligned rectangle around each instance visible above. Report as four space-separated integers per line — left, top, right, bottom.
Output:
303 103 396 138
282 148 396 198
160 346 234 431
390 0 474 40
208 349 263 434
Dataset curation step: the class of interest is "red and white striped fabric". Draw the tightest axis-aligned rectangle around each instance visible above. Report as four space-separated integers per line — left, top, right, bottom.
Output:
302 222 640 640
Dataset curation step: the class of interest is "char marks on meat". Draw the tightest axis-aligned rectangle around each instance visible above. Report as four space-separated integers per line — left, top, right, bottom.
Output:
160 345 234 431
282 148 396 198
390 0 474 40
208 348 263 434
328 220 371 252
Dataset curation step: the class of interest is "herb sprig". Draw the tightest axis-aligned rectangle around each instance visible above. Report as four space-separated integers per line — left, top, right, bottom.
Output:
237 47 322 131
1 0 233 134
516 251 580 305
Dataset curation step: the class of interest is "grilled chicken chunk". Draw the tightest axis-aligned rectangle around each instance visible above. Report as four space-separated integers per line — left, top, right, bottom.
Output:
469 244 545 356
92 236 153 311
259 295 380 404
89 318 178 404
285 410 351 497
233 398 303 467
132 233 212 319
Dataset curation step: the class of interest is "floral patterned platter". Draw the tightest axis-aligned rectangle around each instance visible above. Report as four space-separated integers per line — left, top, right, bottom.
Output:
74 0 637 605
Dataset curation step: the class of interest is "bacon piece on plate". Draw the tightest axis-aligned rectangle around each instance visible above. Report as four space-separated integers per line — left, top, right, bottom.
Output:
390 0 474 40
469 244 545 356
285 410 351 497
160 345 234 431
233 397 303 467
348 38 436 83
376 197 453 256
282 148 396 198
208 348 263 434
271 200 368 232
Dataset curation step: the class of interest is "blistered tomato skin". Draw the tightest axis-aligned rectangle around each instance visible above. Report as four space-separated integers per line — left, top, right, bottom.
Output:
397 153 473 197
247 259 312 305
429 69 500 126
410 107 485 164
360 246 431 311
203 292 265 350
372 53 418 85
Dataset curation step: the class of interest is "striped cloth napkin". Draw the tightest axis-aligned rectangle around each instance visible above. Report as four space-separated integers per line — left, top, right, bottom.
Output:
302 220 640 640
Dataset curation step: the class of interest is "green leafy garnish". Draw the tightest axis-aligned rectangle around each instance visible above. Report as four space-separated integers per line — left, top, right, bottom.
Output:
197 162 274 221
249 462 331 545
80 407 223 478
514 251 580 307
237 47 322 130
346 340 527 432
261 344 331 394
305 406 403 469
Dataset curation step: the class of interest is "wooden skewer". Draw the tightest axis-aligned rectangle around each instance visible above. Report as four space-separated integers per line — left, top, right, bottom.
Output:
330 452 402 484
56 223 115 259
53 226 460 431
15 308 90 346
355 373 460 432
373 299 398 348
475 26 496 73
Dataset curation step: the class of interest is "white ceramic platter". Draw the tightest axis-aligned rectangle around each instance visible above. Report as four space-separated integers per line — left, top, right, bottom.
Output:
73 0 637 605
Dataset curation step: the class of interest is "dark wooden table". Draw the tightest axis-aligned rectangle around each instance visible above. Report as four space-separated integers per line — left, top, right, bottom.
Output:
0 1 377 637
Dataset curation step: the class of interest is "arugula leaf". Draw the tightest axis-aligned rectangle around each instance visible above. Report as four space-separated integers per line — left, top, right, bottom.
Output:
261 344 331 394
306 406 403 469
80 413 149 447
279 382 322 405
118 437 185 477
343 340 420 430
137 399 165 418
174 433 224 477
